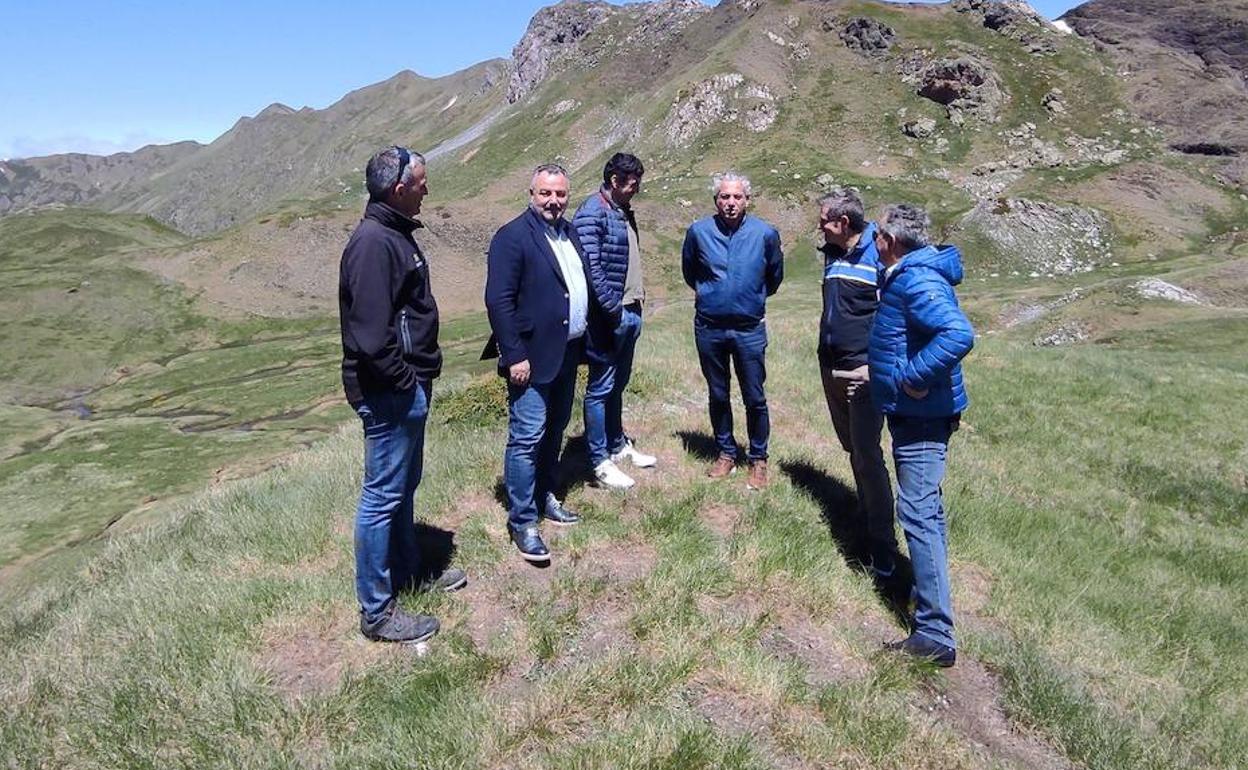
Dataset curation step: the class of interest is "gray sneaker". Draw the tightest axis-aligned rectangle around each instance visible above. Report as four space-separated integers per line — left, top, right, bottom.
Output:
360 604 439 643
417 567 467 593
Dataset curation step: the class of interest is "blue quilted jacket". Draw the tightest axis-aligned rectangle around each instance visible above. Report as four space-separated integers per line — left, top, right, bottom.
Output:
572 186 632 322
868 245 974 418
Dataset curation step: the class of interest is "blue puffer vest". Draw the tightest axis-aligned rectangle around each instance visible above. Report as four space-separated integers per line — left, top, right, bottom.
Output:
572 186 632 320
868 245 974 418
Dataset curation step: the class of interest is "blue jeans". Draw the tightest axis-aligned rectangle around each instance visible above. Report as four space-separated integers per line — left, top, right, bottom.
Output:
353 382 432 624
694 320 769 461
888 415 956 650
584 305 643 466
504 340 581 532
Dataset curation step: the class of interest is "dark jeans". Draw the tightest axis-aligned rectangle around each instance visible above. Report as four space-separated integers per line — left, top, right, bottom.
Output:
888 414 956 650
353 382 432 624
820 366 896 552
584 305 643 466
694 319 769 461
504 339 581 532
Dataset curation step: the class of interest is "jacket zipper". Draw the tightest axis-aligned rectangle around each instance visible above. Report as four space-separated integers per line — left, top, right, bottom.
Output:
399 308 413 356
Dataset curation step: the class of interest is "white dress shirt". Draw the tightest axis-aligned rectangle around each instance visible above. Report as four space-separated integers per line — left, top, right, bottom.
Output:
546 224 589 340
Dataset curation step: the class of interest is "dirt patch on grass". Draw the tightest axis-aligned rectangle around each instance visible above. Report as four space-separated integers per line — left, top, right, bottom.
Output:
699 502 741 538
253 604 394 702
760 610 872 686
926 658 1075 770
952 560 995 617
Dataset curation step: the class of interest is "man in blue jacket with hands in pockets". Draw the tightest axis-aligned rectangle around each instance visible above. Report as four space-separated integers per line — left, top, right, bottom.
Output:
869 203 974 668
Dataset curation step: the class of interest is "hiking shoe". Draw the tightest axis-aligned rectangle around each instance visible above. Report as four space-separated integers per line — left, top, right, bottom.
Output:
706 454 736 479
542 494 581 526
417 567 467 593
746 459 769 490
593 459 636 490
612 440 657 469
360 604 439 644
510 526 551 561
885 633 956 667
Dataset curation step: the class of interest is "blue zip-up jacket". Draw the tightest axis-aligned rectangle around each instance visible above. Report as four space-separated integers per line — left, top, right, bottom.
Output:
868 245 974 418
572 186 632 323
819 221 882 370
681 214 784 328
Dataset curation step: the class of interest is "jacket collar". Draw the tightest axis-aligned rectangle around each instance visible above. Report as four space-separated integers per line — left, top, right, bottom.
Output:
364 200 422 235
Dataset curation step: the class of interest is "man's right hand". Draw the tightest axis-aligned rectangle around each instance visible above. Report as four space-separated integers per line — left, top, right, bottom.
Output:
509 359 531 386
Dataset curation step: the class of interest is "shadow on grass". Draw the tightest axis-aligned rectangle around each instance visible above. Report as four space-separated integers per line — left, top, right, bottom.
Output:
674 429 743 463
779 459 914 629
411 521 458 586
487 432 592 510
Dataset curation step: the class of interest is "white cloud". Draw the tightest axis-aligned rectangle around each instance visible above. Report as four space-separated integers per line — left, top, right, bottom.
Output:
0 131 179 160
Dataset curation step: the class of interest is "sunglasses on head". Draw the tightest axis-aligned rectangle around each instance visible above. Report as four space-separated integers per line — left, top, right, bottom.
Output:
392 146 411 189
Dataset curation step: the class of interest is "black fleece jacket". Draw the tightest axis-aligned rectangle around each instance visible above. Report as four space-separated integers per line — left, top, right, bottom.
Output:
338 201 442 405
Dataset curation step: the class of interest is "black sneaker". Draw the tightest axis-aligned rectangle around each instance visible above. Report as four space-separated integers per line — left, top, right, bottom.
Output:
884 633 956 667
541 494 581 526
417 567 468 593
360 604 439 644
510 526 551 562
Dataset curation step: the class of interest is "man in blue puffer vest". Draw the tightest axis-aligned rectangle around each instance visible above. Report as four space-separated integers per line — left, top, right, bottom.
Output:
868 203 974 667
573 153 658 491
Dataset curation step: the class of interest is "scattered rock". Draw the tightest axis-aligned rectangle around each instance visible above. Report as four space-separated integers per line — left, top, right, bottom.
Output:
917 57 1006 121
960 197 1111 274
548 99 580 117
766 30 787 46
1134 278 1208 305
662 74 778 146
838 17 897 58
1034 323 1089 347
1042 89 1067 115
903 117 938 139
952 0 1055 54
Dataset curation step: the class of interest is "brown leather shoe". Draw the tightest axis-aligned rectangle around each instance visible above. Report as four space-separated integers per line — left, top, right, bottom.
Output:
706 454 736 479
746 459 769 490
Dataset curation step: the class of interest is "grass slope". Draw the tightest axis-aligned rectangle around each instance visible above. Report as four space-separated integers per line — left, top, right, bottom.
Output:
2 268 1243 769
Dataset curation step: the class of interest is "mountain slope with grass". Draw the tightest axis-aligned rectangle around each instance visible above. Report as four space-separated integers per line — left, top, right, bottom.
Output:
3 259 1245 769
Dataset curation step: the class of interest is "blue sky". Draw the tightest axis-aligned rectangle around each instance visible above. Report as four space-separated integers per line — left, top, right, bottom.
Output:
0 0 1084 160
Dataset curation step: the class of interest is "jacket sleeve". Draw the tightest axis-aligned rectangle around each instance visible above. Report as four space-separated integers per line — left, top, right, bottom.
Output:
764 227 784 296
484 227 528 368
573 201 622 321
681 227 698 290
899 274 974 389
342 237 416 391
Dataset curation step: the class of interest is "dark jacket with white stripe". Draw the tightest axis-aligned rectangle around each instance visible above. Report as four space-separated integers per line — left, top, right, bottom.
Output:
819 221 882 370
338 201 442 406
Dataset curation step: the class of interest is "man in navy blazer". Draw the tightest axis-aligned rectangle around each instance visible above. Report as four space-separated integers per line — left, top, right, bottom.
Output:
484 163 610 561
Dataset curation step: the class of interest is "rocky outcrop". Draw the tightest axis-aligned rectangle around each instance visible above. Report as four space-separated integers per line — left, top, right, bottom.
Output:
1062 0 1248 157
917 57 1006 121
902 117 938 139
953 0 1055 54
838 17 896 58
661 74 777 147
507 1 614 103
960 197 1111 274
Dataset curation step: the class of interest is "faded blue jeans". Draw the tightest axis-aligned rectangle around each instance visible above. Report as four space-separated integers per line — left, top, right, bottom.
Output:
353 382 432 624
888 414 956 650
504 339 581 533
694 319 770 461
584 304 643 466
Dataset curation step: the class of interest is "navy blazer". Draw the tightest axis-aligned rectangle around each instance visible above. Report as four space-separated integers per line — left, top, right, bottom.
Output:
483 207 611 384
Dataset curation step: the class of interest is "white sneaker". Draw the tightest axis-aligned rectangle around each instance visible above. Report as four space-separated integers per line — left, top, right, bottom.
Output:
593 459 636 489
612 440 658 469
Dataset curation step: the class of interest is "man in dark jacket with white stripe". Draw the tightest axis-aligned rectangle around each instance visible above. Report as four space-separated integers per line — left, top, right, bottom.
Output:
339 146 466 645
573 153 657 491
816 188 897 580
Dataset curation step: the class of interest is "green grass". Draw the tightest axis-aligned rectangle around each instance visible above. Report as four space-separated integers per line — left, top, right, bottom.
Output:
2 259 1244 768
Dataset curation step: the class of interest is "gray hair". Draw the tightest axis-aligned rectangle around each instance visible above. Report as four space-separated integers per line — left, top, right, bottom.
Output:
818 186 866 234
365 146 425 200
711 171 752 198
530 163 569 188
879 203 931 251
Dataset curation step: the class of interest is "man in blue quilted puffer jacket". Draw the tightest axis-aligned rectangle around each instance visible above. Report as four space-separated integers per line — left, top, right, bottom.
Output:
573 153 658 491
868 203 974 667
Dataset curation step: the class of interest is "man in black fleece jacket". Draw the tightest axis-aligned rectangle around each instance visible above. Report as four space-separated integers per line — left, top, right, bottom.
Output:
338 146 466 644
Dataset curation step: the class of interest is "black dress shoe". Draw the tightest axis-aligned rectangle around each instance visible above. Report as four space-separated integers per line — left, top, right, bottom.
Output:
510 526 551 562
541 494 581 526
884 633 956 667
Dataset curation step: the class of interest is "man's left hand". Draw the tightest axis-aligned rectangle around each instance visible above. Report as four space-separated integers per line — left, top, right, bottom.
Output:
902 383 929 399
